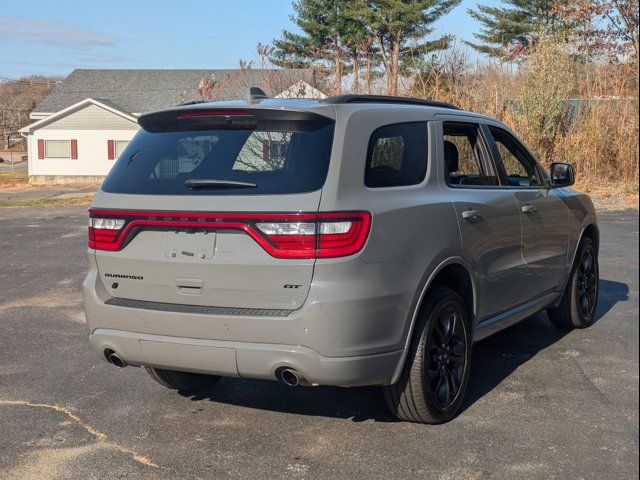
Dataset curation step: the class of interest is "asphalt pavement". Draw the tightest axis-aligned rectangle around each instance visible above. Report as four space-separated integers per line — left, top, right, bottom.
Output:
0 183 98 202
0 160 27 173
0 206 638 480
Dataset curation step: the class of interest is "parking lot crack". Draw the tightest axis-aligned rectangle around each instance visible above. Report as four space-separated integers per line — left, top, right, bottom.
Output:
0 399 204 479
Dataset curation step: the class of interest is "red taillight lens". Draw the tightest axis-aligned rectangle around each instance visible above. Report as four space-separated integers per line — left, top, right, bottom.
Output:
88 217 126 251
88 210 371 259
252 213 370 258
176 109 253 119
316 212 370 258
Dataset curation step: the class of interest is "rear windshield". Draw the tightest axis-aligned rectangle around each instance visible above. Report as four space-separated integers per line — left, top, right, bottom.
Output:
101 118 335 195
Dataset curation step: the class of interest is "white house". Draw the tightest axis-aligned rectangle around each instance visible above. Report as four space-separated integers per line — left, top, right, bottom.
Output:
20 69 325 184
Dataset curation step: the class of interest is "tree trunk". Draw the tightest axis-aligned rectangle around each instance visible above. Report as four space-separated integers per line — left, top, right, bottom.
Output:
334 56 343 95
389 37 401 96
376 35 394 94
365 56 372 94
352 53 360 93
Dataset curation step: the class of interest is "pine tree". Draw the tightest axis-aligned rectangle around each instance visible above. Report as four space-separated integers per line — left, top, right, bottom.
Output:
349 0 460 95
271 0 359 94
467 0 570 58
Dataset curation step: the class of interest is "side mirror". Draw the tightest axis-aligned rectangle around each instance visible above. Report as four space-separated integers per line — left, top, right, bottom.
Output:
550 162 575 187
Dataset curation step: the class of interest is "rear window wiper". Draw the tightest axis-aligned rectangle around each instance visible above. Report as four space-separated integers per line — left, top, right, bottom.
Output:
184 179 257 189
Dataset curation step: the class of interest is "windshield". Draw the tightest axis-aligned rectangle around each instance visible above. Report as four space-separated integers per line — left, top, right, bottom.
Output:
101 118 335 196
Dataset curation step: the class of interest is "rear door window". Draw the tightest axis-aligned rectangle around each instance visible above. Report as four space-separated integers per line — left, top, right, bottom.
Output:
365 122 428 188
101 118 334 196
442 122 498 187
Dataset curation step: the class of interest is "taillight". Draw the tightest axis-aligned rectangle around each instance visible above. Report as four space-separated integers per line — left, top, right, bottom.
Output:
316 212 371 258
88 210 371 259
253 213 370 258
255 222 317 256
88 217 126 251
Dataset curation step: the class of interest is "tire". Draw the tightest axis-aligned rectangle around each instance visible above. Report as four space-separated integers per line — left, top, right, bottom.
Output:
145 367 221 393
548 237 599 329
384 287 472 424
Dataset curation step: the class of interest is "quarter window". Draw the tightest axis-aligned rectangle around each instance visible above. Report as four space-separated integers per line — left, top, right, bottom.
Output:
365 122 428 188
45 140 71 158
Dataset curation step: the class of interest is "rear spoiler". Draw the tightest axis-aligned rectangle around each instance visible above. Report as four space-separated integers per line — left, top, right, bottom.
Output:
138 107 332 132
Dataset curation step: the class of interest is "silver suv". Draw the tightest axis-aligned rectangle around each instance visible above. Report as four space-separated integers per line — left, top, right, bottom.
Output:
83 94 599 423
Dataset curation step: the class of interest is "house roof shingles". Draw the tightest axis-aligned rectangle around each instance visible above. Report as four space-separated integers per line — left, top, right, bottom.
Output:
34 69 317 114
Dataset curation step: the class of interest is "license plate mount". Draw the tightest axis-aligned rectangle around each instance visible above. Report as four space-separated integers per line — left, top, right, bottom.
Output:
165 231 216 260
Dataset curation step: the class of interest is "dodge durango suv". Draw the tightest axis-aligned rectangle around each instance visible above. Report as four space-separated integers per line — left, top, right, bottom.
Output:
83 93 599 423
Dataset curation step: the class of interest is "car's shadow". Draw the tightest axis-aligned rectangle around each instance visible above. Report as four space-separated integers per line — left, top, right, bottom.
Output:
462 278 628 412
178 279 629 423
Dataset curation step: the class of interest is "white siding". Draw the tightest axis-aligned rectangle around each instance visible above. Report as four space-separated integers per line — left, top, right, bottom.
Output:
30 128 138 176
39 104 137 130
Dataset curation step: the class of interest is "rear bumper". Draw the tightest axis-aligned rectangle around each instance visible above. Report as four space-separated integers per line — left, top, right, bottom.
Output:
90 328 401 387
83 267 410 387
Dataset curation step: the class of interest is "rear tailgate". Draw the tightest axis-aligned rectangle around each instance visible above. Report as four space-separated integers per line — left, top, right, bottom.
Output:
91 107 333 311
91 193 322 310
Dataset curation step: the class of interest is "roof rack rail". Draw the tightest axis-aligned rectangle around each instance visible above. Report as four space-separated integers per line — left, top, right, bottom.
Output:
321 94 459 110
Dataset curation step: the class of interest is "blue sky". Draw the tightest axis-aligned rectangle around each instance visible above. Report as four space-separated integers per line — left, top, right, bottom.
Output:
0 0 495 79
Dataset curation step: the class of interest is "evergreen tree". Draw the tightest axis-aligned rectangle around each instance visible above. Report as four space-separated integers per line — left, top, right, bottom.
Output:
271 0 360 94
350 0 460 95
467 0 570 58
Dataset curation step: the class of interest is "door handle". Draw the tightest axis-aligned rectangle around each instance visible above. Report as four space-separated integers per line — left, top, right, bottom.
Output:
461 209 480 220
521 205 537 214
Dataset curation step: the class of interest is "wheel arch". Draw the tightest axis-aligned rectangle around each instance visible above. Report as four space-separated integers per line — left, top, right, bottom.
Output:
390 258 477 384
581 223 600 251
570 222 600 273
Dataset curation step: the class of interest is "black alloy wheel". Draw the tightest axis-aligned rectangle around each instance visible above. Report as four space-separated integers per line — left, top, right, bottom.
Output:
548 237 600 329
427 306 467 408
384 287 472 424
576 245 598 318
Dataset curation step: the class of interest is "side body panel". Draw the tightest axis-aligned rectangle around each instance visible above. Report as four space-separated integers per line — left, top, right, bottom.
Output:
512 188 570 296
433 115 527 320
555 188 600 290
481 119 572 298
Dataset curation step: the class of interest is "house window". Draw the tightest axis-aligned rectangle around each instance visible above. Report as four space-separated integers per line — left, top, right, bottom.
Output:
45 140 71 158
269 140 288 161
114 140 130 159
233 132 291 171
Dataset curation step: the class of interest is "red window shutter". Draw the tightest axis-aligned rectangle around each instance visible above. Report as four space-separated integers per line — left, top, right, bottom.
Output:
262 139 270 161
71 139 78 159
107 140 115 160
37 139 45 159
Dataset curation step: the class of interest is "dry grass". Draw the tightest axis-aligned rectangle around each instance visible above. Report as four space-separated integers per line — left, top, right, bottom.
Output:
409 38 639 196
0 170 28 188
0 195 93 209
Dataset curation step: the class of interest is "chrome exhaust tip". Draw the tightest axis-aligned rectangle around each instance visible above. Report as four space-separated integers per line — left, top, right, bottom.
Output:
104 349 127 368
279 368 300 387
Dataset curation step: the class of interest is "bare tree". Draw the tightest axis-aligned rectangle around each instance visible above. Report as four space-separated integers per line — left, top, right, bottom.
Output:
0 76 59 149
